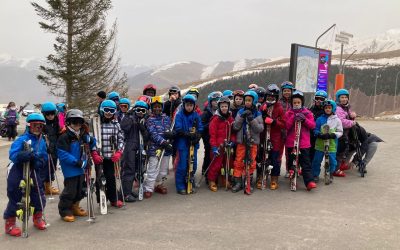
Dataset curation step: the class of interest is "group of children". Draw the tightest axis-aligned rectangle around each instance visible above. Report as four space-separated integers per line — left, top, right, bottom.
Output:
3 82 382 237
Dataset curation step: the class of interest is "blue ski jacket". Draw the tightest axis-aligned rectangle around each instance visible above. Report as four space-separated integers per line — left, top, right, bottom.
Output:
173 110 203 150
146 113 172 157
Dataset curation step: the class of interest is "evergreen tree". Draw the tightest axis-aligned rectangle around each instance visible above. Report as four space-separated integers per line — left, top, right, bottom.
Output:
32 0 128 111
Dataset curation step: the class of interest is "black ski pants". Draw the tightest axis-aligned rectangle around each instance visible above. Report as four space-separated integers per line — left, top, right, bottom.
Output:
58 175 85 217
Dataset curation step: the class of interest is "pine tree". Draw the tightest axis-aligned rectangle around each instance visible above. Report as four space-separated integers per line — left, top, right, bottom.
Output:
32 0 128 111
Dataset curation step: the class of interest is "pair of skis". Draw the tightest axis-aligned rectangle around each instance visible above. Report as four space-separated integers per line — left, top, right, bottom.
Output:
244 121 253 195
187 124 197 194
91 116 107 215
221 121 233 191
82 142 96 222
260 107 274 190
289 121 301 191
322 124 331 185
351 126 366 177
137 128 147 201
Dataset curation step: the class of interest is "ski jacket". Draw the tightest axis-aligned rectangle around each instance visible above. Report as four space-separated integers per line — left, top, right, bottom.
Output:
99 120 124 159
233 107 264 145
285 107 315 149
146 113 172 157
279 97 292 113
201 106 216 142
314 114 343 153
163 99 182 118
209 110 236 149
4 109 19 125
336 104 355 129
173 110 203 150
259 102 286 150
309 104 325 121
120 113 148 151
57 128 96 178
9 132 48 174
230 103 243 120
44 118 61 156
58 112 66 129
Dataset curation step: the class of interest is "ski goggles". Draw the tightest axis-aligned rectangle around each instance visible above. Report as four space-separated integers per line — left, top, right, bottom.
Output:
314 97 326 102
233 90 245 96
119 104 129 109
169 89 179 94
110 97 120 103
43 111 56 116
151 96 163 104
102 107 116 114
29 122 45 129
69 117 84 125
134 108 147 114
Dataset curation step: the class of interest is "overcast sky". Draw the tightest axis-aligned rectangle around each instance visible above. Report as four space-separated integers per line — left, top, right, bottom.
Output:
0 0 399 65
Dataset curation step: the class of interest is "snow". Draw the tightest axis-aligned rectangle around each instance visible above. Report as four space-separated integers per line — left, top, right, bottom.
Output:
201 62 220 79
375 114 400 120
151 61 191 75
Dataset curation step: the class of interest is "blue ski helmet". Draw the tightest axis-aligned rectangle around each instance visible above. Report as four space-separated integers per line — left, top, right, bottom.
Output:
107 91 120 101
56 103 66 112
207 91 223 103
100 100 117 116
315 90 328 100
26 113 46 125
119 98 131 109
244 90 258 106
291 90 305 106
335 88 349 102
183 94 197 104
281 81 295 91
41 102 57 113
323 99 337 113
133 100 149 110
222 90 233 98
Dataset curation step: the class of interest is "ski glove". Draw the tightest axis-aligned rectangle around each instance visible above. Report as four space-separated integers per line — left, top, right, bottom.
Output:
164 130 175 139
91 151 103 165
294 113 306 122
264 117 274 125
111 150 123 163
329 133 336 139
192 134 202 144
241 110 252 118
75 160 85 169
16 151 33 163
212 147 220 157
161 140 173 151
247 113 254 122
318 133 330 140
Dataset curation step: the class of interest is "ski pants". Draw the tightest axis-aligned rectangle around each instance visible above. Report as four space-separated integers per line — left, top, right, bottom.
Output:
96 159 118 203
311 150 337 177
256 150 281 177
58 175 85 217
202 137 211 174
287 147 313 187
175 148 198 191
207 149 234 182
40 153 57 183
233 144 257 178
3 168 45 219
143 155 170 192
121 150 139 196
6 124 17 139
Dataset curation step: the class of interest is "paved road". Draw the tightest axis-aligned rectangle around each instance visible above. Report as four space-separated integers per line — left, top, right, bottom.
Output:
0 120 399 249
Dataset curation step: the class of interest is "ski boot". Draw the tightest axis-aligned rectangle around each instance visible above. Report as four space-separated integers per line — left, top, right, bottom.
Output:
154 184 168 194
72 202 87 217
111 200 123 208
144 192 152 199
5 217 21 237
33 212 46 230
177 190 187 195
44 182 60 195
62 215 75 222
270 176 279 190
124 194 137 203
249 174 254 193
256 176 266 190
208 181 218 192
306 181 317 191
231 177 242 193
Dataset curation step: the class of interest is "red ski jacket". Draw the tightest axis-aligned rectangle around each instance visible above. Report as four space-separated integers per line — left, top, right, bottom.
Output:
259 102 286 150
209 111 236 149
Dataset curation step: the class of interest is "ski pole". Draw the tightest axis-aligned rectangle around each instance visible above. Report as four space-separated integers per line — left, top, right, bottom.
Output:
49 156 61 191
33 169 50 228
195 154 217 188
47 156 54 200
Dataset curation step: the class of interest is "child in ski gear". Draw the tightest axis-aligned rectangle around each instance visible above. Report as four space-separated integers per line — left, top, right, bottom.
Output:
201 91 222 178
163 86 182 118
231 90 245 119
258 84 286 190
279 81 295 178
120 100 149 202
173 94 203 195
334 88 357 177
95 100 125 207
107 91 120 106
348 123 383 173
3 113 48 237
143 96 173 198
187 88 202 115
285 90 317 191
41 102 61 195
57 109 96 222
143 84 157 97
56 103 67 130
4 102 20 141
254 87 266 109
309 90 328 161
222 90 234 101
311 100 343 183
231 90 264 193
207 96 236 192
117 98 131 123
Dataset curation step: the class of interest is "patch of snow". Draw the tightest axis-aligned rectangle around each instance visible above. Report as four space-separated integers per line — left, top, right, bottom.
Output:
201 62 220 79
151 61 191 76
